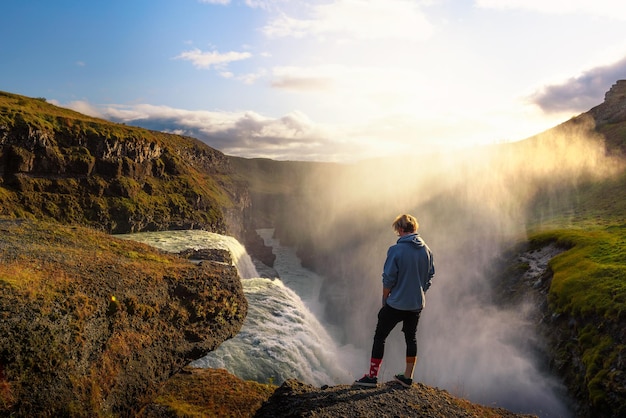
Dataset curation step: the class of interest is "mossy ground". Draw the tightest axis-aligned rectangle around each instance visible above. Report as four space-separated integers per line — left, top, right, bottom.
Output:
0 218 247 416
139 368 276 417
526 164 626 415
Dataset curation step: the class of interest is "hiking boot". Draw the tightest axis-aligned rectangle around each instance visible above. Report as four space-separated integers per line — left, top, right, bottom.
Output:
354 375 378 387
394 374 412 387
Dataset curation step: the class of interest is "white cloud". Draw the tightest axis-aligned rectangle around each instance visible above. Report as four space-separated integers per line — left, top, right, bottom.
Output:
267 64 434 118
57 97 566 163
52 100 103 118
54 0 623 163
263 12 309 38
236 70 267 84
263 0 434 42
475 0 626 19
175 48 252 70
244 0 272 9
85 103 337 160
60 101 431 162
271 66 335 91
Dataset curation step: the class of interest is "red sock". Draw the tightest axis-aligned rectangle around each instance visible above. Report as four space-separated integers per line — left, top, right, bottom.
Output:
368 358 382 377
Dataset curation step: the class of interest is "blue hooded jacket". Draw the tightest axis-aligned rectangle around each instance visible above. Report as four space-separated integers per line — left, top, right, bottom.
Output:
382 233 434 311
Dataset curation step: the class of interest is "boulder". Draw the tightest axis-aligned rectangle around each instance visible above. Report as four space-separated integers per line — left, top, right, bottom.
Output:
0 219 247 417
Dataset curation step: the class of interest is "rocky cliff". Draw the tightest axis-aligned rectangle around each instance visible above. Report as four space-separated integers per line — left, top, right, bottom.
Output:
0 218 248 416
590 80 626 130
0 91 250 238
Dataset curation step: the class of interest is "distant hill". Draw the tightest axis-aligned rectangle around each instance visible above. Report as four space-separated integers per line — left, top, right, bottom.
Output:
0 91 249 237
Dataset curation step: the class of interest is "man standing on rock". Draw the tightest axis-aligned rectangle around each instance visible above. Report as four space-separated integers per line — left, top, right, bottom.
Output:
354 214 435 388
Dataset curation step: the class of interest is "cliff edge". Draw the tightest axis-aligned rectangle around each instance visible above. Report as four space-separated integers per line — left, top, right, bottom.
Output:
253 379 538 418
0 219 247 416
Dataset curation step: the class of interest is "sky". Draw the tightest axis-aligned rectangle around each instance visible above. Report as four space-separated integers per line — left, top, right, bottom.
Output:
2 0 626 162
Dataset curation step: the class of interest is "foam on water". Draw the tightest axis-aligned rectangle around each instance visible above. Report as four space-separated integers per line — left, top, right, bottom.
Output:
192 277 355 385
117 229 259 279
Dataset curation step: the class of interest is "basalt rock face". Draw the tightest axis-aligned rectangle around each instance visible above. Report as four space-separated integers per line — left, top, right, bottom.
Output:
589 80 626 126
588 79 626 154
0 91 250 237
0 219 248 417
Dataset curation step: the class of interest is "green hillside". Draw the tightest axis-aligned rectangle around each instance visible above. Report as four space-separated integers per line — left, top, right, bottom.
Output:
526 84 626 416
0 91 243 234
525 165 626 416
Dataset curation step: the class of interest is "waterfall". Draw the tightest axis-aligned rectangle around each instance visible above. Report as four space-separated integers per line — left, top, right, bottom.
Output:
192 277 355 385
116 229 361 386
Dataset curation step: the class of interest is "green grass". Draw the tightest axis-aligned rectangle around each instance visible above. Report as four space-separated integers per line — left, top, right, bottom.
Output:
530 227 626 319
140 368 276 418
522 140 626 413
528 206 626 413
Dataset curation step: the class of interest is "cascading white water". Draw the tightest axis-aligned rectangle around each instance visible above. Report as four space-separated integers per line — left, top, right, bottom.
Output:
192 276 357 385
116 229 362 386
118 229 259 279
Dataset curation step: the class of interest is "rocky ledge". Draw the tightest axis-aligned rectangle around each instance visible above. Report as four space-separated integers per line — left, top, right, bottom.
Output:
135 369 537 418
254 379 537 418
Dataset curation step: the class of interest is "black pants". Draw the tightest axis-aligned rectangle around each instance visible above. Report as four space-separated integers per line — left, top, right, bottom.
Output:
371 304 421 359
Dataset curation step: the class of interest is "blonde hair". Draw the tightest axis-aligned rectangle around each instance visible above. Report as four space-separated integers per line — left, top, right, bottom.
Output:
392 214 419 233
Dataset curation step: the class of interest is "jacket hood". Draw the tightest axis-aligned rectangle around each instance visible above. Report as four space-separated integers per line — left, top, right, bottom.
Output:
397 233 425 248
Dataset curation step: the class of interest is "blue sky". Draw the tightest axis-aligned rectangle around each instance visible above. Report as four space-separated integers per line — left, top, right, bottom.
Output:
2 0 626 162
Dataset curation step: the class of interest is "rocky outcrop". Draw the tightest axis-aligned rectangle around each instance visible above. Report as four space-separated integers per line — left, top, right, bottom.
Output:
586 79 626 154
243 228 276 267
254 379 537 418
178 248 233 264
589 80 626 126
0 219 248 417
0 91 250 236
